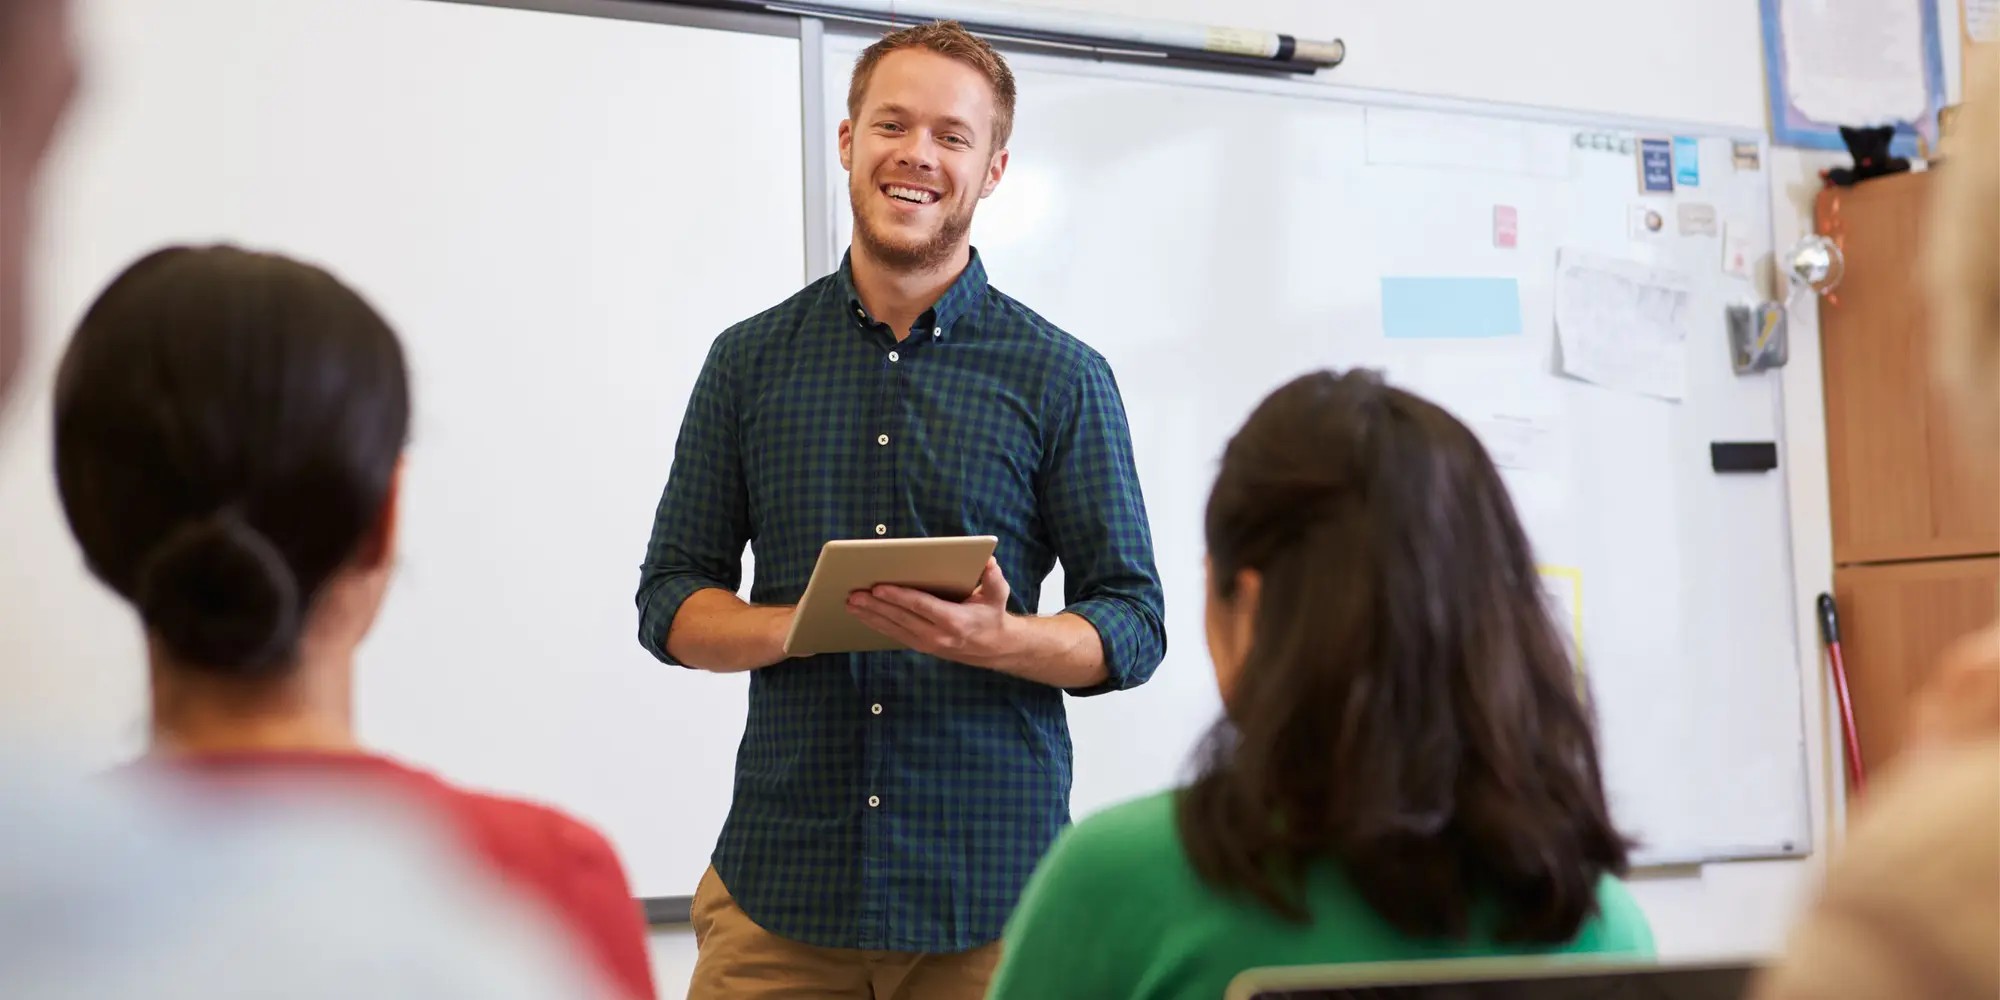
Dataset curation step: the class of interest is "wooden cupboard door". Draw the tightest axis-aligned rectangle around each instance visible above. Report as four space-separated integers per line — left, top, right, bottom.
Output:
1832 557 1999 773
1817 173 2000 564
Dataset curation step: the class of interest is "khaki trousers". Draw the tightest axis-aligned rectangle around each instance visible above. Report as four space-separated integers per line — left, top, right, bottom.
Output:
687 867 1001 1000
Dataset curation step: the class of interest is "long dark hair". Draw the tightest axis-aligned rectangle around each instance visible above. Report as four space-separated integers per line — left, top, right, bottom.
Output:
1178 369 1631 943
53 245 410 676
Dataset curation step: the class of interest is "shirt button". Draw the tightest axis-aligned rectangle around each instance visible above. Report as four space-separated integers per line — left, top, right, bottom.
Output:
875 524 887 536
888 351 900 363
868 795 881 808
871 703 883 715
932 327 942 338
877 434 889 446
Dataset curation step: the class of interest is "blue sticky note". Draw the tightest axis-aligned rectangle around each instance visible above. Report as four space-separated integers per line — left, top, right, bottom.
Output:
1674 136 1700 187
1639 137 1674 193
1379 277 1522 340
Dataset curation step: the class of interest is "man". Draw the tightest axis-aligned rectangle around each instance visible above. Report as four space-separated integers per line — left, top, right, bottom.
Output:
638 20 1166 999
0 4 614 997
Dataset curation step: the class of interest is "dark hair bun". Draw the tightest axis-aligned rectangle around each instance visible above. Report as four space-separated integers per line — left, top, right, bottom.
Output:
133 510 302 675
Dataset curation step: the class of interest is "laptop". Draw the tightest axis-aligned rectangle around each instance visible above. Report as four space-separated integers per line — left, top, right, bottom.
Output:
1225 955 1760 1000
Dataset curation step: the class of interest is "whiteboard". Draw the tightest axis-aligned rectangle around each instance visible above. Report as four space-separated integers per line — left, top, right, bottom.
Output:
0 0 802 899
821 38 1811 866
0 0 1812 914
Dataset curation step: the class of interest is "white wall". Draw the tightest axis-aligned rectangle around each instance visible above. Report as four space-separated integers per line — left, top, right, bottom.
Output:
11 1 1860 997
1011 0 1772 130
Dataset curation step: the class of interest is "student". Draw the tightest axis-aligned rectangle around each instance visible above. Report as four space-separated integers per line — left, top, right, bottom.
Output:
987 369 1653 1000
50 244 657 1000
1748 41 2000 1000
2 4 619 997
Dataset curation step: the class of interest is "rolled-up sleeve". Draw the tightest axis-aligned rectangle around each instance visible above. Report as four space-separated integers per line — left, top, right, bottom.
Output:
636 334 749 666
1039 354 1166 696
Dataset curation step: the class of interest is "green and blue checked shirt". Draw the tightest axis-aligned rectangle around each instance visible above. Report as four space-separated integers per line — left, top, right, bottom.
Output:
637 249 1166 953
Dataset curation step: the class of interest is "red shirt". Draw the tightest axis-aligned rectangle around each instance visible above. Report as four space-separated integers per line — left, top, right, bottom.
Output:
151 750 656 1000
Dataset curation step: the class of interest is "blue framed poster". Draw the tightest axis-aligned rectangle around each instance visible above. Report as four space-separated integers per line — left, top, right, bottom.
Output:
1759 0 1946 159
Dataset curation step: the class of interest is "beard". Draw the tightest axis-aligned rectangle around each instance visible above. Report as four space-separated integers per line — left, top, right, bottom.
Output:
850 176 978 273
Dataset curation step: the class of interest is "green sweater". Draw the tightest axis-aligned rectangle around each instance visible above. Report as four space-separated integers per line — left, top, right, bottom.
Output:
988 792 1656 1000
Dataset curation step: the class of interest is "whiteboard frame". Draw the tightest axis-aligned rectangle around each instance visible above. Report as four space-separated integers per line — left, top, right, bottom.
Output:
812 20 1814 870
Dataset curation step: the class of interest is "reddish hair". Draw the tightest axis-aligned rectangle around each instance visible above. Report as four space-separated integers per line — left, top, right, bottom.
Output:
847 20 1016 150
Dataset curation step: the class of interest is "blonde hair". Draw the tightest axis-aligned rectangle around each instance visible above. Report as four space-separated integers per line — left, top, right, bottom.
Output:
1925 43 2000 441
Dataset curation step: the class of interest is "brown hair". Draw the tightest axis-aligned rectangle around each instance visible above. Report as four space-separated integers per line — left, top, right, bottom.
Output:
1179 369 1632 943
848 20 1016 150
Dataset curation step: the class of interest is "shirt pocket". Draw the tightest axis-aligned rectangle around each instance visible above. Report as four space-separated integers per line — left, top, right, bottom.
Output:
741 368 865 541
915 400 1040 540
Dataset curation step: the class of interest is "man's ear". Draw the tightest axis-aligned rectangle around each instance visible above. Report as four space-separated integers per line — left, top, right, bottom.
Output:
980 147 1009 198
838 119 855 173
358 457 404 570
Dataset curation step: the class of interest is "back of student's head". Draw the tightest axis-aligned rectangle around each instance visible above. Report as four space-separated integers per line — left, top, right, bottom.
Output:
1181 368 1629 944
54 245 409 676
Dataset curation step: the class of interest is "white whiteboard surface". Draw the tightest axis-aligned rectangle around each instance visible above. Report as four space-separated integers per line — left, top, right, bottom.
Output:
822 39 1811 866
0 0 803 899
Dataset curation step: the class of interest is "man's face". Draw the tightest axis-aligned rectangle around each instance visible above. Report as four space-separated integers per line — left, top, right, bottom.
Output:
839 48 1007 274
0 0 79 402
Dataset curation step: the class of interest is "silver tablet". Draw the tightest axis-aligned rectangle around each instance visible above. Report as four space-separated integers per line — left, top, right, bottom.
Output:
782 536 999 656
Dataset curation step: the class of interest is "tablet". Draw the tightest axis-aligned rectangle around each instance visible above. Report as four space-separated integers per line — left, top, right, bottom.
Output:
782 535 1000 656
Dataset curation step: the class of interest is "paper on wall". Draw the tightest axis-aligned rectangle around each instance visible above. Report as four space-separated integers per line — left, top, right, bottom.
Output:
1384 355 1570 477
1722 221 1755 279
1779 0 1931 127
1968 0 2000 44
1554 249 1695 402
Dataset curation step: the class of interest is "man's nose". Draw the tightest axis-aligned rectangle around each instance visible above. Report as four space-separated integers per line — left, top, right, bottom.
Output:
894 132 939 171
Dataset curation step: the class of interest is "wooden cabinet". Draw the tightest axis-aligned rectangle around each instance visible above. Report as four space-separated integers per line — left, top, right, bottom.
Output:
1817 172 2000 566
1816 170 2000 773
1832 558 2000 771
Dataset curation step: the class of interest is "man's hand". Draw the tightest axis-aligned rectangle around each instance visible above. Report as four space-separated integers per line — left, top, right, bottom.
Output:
847 558 1021 669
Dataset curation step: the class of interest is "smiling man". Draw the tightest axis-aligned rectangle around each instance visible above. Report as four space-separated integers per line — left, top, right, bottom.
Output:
636 20 1165 1000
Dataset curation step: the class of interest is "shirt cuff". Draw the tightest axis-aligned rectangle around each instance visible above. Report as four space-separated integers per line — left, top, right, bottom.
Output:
638 574 721 667
1058 597 1165 697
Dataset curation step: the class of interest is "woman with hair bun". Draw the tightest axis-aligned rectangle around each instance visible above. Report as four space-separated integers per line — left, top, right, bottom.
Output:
52 245 656 1000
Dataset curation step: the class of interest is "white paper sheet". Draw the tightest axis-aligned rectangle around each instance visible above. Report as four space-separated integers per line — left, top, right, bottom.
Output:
1385 356 1571 476
1968 0 2000 44
1780 0 1930 126
1554 249 1695 402
1476 411 1565 473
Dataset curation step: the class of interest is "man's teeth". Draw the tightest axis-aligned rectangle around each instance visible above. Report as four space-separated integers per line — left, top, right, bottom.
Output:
886 185 938 204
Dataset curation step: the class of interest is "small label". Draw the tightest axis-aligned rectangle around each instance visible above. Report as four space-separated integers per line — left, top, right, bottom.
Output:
1722 221 1754 277
1732 140 1761 171
1639 137 1675 193
1677 202 1718 237
1203 26 1274 57
1493 205 1519 249
1673 137 1701 187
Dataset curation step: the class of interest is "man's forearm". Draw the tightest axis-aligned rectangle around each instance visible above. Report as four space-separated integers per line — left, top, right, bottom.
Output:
665 588 794 673
978 612 1108 689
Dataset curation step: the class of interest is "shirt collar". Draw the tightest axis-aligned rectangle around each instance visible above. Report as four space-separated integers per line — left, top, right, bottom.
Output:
838 247 989 342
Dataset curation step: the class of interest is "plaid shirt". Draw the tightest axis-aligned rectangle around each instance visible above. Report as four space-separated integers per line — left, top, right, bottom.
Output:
636 249 1165 953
